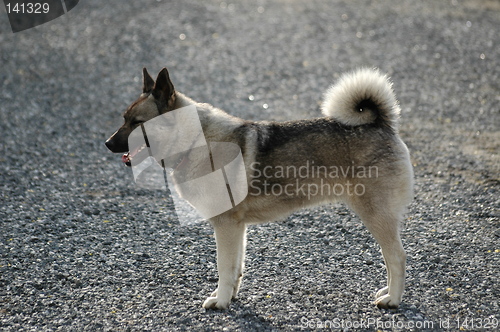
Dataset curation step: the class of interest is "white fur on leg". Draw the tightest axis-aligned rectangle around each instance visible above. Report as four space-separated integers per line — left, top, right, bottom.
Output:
375 286 389 298
348 200 407 310
374 244 406 309
231 229 246 299
203 221 247 310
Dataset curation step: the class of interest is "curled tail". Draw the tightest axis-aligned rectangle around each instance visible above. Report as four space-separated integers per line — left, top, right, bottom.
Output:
321 68 400 131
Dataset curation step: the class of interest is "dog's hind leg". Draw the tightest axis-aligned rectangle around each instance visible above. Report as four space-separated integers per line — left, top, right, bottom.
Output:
366 213 406 309
348 198 407 309
203 220 247 309
373 223 406 309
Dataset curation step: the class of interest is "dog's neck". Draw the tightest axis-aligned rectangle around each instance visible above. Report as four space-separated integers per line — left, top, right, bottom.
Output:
172 91 197 109
173 92 245 143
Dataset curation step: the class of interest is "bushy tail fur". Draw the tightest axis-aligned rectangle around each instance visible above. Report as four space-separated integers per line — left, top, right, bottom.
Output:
321 68 400 131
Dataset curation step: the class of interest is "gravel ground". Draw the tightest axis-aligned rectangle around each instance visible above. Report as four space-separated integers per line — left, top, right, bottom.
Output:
0 0 498 331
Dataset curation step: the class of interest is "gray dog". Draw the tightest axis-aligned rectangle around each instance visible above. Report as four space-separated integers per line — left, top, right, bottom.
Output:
105 67 413 309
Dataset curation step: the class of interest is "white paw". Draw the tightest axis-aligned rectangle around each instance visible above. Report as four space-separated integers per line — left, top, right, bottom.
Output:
202 296 230 310
374 293 400 309
375 286 389 298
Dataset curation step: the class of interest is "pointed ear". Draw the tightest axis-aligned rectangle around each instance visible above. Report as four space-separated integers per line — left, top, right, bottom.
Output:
152 68 175 100
143 67 155 93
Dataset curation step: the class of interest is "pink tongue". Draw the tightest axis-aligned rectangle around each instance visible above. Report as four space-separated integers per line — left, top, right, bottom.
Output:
122 153 130 164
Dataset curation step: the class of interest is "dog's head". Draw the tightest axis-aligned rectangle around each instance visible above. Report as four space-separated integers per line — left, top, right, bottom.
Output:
105 67 176 166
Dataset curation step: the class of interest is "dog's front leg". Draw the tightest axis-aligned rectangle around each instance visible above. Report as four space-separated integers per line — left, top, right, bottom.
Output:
203 220 247 310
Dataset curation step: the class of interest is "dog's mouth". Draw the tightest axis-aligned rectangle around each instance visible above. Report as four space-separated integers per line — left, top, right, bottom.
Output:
122 144 188 172
122 144 147 167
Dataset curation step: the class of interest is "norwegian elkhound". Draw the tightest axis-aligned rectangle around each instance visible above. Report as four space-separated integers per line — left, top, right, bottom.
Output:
105 67 413 309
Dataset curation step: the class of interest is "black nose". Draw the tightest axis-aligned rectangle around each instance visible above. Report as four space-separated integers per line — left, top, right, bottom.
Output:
105 138 125 153
105 139 114 151
105 136 129 153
